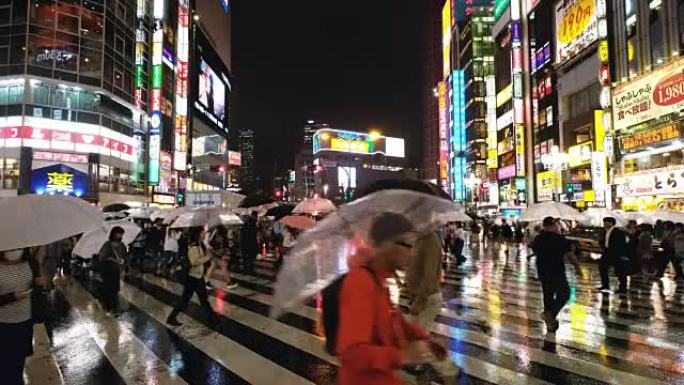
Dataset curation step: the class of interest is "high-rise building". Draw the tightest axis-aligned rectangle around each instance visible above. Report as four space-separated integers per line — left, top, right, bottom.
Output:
421 0 444 184
0 0 233 206
239 127 255 193
294 120 328 199
458 7 495 205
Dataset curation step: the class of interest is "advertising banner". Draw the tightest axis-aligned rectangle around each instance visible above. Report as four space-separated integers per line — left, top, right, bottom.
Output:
228 151 242 166
498 164 516 180
555 0 597 63
536 170 558 201
31 151 90 197
313 129 405 158
591 151 607 201
442 1 452 78
619 123 680 152
611 57 684 131
617 166 684 197
568 141 593 167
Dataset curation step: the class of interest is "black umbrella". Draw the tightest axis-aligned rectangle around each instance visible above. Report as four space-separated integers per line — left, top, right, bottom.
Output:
240 195 275 208
355 179 450 200
102 203 131 213
265 204 295 220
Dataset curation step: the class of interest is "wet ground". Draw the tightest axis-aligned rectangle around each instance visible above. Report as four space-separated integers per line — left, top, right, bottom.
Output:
25 240 684 384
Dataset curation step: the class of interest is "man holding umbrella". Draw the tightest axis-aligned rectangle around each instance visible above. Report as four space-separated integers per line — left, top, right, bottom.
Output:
241 211 259 276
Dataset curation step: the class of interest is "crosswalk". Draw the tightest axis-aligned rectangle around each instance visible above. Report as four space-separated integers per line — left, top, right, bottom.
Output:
27 243 684 384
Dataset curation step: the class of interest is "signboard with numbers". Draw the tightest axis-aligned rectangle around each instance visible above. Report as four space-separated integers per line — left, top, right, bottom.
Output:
555 0 597 63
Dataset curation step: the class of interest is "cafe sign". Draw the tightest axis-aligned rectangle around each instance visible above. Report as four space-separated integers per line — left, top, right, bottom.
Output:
617 166 684 197
620 123 680 152
612 56 684 131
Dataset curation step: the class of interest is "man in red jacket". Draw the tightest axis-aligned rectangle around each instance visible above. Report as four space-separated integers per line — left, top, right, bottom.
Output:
337 213 444 385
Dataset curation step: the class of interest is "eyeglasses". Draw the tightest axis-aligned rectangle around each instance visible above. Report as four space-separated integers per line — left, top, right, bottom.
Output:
394 240 415 249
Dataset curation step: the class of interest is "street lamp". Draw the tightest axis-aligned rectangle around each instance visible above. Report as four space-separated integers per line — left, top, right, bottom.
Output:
540 145 569 199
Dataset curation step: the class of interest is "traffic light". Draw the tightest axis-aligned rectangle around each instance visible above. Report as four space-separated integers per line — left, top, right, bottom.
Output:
176 189 185 206
566 183 574 193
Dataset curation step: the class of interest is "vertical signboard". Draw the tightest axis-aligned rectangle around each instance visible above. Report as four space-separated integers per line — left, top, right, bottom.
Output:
174 0 190 171
511 14 525 177
134 0 146 110
486 75 498 169
438 81 448 190
149 0 164 185
451 70 467 201
442 0 452 79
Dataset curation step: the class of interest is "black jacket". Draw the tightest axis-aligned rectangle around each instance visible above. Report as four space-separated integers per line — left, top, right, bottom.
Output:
603 227 630 262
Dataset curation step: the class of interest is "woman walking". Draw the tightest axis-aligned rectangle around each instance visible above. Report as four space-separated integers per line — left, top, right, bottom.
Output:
167 228 218 326
97 226 127 315
0 248 39 385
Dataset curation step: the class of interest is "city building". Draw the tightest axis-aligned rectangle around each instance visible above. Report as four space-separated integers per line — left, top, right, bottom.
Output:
610 0 684 212
238 127 255 193
294 120 328 200
421 0 444 184
0 0 232 207
311 128 408 201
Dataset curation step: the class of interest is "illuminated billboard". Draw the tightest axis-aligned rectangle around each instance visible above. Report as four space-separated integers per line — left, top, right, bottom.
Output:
194 29 231 136
148 0 164 185
442 1 452 78
312 129 405 158
555 0 597 63
174 0 190 171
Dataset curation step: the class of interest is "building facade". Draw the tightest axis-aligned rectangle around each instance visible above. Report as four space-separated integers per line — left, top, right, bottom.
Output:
421 0 444 184
238 127 255 193
0 0 233 206
294 120 328 200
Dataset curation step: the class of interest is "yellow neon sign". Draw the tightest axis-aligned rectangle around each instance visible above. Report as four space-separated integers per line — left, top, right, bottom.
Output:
47 172 74 192
330 138 370 154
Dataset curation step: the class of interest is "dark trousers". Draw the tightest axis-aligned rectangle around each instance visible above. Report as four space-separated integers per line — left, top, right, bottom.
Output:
168 276 215 321
657 253 684 277
599 255 627 290
100 263 120 312
540 275 570 319
243 249 257 275
0 320 34 385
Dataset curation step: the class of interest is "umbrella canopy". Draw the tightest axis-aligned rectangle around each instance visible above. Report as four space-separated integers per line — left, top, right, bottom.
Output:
127 206 160 219
519 201 584 222
170 207 242 228
272 189 462 317
581 208 626 227
150 206 191 224
72 220 141 259
437 210 473 223
265 204 295 220
222 192 247 210
619 211 655 225
101 203 131 213
280 215 315 231
651 210 684 223
356 179 436 199
0 195 104 252
292 197 336 215
104 211 129 221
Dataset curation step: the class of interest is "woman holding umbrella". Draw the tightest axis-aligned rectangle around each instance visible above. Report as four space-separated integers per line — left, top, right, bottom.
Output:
96 226 127 315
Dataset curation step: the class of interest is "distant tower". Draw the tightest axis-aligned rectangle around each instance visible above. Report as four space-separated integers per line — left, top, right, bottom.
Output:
239 128 256 192
294 120 329 199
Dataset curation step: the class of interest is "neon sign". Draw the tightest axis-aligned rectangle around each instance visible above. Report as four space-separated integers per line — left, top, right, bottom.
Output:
174 0 190 171
149 0 164 185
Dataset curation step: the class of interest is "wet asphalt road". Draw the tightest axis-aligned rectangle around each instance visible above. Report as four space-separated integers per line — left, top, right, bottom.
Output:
26 240 684 385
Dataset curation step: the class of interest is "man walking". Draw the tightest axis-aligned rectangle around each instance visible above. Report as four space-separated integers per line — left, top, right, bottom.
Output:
241 211 259 276
598 217 630 294
406 231 443 330
656 221 684 279
532 217 576 332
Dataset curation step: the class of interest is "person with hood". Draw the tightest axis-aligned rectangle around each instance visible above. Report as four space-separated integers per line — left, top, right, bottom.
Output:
97 226 127 314
337 213 447 385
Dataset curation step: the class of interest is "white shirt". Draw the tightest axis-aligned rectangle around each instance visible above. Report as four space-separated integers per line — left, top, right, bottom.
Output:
164 234 179 252
0 262 32 323
454 228 465 239
605 226 615 248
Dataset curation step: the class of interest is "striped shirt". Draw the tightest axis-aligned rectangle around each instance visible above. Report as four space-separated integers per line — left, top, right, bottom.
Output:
0 261 32 323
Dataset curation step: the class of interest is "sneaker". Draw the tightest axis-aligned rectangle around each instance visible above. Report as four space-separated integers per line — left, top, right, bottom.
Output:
547 319 560 333
226 283 239 290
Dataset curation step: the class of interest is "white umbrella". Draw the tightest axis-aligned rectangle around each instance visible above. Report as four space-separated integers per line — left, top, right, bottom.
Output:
619 211 655 225
292 197 336 215
222 192 247 210
207 212 243 228
72 220 141 259
652 210 684 223
150 206 190 224
0 195 104 252
519 201 584 222
127 206 160 219
581 208 626 227
170 207 241 228
272 189 461 317
437 210 472 223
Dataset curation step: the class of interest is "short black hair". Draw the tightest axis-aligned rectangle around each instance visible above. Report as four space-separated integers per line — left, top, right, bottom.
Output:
109 226 125 241
370 212 414 244
603 217 617 226
251 211 258 217
543 216 556 227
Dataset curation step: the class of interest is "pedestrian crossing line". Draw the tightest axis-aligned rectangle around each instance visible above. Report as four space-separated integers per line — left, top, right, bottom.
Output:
74 277 253 385
58 282 189 385
140 274 548 385
224 273 683 383
48 290 129 385
115 281 316 385
25 324 64 385
230 271 684 351
124 275 340 385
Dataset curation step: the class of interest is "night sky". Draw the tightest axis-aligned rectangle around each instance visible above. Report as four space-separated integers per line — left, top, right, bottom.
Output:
230 0 426 189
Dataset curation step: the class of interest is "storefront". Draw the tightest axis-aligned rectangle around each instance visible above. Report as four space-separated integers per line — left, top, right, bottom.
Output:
612 57 684 211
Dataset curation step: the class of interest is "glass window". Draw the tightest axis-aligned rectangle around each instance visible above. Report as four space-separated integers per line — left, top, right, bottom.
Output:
113 68 124 90
80 11 103 41
0 45 7 64
30 0 55 28
57 12 79 34
33 83 49 105
115 35 123 53
10 35 26 64
0 6 10 25
0 85 8 104
79 47 101 77
678 0 684 55
624 0 639 77
649 1 666 68
54 44 78 72
2 158 19 190
8 84 23 104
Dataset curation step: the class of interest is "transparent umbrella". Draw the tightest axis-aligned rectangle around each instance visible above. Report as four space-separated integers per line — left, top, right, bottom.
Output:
170 207 241 228
271 189 461 317
72 220 141 259
127 206 160 219
581 208 626 227
0 195 104 252
519 201 585 222
292 197 336 216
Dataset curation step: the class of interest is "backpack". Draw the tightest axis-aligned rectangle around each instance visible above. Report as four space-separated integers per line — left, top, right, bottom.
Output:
673 231 684 257
322 266 379 355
